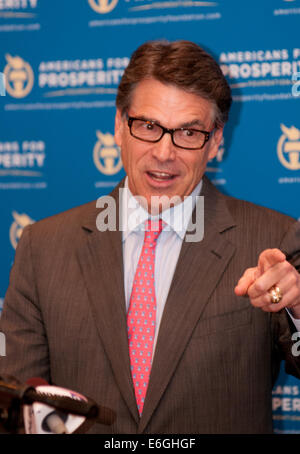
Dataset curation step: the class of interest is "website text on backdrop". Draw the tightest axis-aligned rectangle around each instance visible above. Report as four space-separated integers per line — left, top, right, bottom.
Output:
1 40 300 434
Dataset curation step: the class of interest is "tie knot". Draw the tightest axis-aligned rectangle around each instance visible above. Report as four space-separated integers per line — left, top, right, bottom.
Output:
144 219 164 246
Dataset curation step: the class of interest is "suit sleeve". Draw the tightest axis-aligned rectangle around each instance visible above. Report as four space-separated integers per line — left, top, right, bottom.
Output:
0 225 50 383
272 219 300 381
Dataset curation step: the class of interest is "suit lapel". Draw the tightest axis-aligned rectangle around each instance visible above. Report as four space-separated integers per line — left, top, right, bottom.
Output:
138 177 237 432
76 183 140 424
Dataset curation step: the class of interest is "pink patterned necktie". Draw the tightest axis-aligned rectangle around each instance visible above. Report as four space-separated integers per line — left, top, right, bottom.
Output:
127 218 163 415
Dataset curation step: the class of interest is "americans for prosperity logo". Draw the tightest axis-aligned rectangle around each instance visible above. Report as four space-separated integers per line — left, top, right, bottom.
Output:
274 0 300 16
88 0 219 14
38 57 128 97
0 139 47 190
0 0 41 33
206 137 226 186
0 0 39 17
88 0 119 14
93 130 122 175
0 140 46 176
277 124 300 170
0 0 38 14
9 210 35 250
3 54 129 111
87 0 221 27
4 54 34 98
220 47 300 102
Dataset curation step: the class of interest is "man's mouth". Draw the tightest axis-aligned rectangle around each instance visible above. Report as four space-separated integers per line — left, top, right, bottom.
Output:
146 171 177 181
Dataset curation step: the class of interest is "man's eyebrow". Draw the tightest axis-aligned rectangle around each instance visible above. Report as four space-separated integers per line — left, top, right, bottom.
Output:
131 115 206 129
179 119 206 129
131 114 157 123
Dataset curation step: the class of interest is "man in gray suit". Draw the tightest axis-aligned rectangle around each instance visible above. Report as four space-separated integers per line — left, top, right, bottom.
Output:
1 40 300 434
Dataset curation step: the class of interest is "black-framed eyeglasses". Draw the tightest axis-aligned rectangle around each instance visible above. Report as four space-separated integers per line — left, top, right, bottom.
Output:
126 114 213 150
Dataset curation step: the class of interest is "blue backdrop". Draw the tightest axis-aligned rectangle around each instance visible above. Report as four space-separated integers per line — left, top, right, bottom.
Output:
0 0 300 433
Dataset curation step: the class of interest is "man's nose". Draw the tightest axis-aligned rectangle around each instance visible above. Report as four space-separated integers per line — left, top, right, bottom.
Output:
151 132 176 161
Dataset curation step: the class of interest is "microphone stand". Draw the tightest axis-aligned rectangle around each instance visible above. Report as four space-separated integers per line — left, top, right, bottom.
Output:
0 375 116 434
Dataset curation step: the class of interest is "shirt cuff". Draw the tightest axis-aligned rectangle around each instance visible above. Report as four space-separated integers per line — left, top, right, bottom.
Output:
286 308 300 332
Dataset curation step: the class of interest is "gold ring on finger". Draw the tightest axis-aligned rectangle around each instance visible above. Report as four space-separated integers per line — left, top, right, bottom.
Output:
268 285 283 304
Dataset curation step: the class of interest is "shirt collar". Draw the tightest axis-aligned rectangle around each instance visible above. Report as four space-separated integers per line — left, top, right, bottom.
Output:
121 177 202 241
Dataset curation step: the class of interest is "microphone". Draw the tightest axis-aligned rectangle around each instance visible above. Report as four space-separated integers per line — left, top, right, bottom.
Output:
0 375 116 434
24 378 69 434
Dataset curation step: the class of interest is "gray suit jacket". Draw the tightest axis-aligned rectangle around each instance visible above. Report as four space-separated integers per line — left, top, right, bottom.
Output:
1 176 300 434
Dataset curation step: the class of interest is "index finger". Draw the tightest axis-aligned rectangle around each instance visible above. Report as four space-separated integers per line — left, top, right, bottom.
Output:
258 248 286 274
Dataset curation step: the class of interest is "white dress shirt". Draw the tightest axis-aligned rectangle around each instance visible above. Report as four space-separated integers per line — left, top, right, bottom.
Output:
121 177 202 354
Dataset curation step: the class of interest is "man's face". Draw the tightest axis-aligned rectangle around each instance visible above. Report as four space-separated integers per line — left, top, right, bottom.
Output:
114 79 223 210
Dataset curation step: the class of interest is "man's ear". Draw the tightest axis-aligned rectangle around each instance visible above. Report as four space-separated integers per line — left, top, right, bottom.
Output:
208 127 224 160
114 108 124 147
